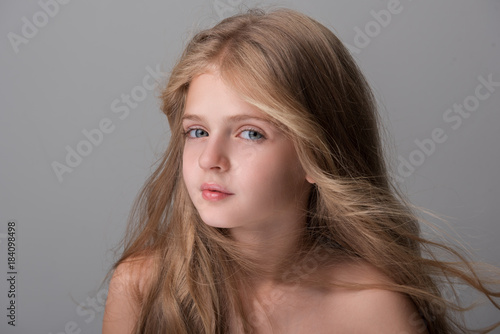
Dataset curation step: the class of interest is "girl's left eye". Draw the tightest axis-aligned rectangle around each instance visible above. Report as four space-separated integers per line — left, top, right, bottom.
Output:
240 129 264 141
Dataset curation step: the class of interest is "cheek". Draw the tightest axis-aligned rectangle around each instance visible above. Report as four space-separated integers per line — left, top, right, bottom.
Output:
243 150 305 195
182 150 197 191
182 145 197 174
182 152 188 174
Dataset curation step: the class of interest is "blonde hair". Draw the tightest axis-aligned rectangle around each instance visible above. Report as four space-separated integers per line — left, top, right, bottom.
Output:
111 8 500 333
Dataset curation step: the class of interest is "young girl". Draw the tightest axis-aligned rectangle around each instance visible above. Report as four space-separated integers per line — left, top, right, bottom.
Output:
102 8 500 333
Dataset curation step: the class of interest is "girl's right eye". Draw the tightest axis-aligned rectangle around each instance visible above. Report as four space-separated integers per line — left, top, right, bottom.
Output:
186 128 209 138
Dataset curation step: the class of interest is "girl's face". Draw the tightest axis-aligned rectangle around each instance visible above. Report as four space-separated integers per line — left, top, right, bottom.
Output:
182 72 312 235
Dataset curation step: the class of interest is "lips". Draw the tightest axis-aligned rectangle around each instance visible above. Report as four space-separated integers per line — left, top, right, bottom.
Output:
200 183 234 201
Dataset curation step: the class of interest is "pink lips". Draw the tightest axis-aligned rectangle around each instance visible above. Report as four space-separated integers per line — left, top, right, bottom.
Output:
201 183 234 201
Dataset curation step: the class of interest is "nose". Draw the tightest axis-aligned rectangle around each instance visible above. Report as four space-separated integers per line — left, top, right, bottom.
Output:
198 135 230 172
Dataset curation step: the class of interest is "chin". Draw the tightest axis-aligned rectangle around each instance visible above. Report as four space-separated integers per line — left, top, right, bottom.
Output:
202 220 235 229
197 214 232 229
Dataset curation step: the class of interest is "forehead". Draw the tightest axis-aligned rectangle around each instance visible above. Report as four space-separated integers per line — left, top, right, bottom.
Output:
184 72 267 119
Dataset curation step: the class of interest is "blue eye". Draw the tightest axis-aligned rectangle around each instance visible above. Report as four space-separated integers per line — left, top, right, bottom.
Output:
240 130 264 141
187 128 208 138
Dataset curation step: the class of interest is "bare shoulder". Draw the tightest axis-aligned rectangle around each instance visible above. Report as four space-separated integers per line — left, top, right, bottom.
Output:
102 254 156 334
111 255 155 292
322 260 428 334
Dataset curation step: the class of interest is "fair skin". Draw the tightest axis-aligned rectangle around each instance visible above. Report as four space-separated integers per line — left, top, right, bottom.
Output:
103 71 427 334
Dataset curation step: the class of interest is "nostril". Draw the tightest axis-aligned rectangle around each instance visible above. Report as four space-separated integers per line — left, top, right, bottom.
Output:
197 138 231 172
198 151 229 171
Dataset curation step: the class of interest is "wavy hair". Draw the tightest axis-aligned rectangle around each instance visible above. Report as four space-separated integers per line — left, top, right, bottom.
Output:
111 8 500 333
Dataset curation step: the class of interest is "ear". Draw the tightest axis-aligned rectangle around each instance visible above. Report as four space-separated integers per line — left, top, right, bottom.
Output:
305 175 315 184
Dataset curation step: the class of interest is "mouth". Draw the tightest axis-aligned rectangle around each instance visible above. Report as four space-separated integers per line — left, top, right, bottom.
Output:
201 183 234 201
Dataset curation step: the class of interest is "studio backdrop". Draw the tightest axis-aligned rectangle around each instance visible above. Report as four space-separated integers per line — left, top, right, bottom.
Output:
1 0 499 333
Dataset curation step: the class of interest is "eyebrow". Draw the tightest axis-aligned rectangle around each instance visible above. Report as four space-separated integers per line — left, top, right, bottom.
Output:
181 114 271 124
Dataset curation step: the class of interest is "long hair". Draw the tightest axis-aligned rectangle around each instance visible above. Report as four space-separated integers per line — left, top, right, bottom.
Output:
111 8 500 333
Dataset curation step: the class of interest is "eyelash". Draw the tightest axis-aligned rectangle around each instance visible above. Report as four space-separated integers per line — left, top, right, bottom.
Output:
240 128 265 141
183 127 266 141
184 128 208 138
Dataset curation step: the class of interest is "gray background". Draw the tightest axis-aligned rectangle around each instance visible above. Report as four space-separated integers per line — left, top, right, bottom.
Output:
1 0 499 333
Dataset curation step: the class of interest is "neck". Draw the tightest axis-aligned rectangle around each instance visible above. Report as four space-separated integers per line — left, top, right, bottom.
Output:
229 216 306 281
